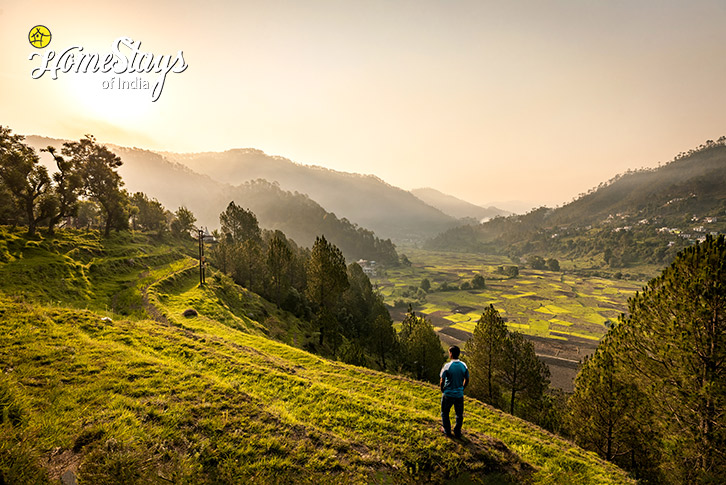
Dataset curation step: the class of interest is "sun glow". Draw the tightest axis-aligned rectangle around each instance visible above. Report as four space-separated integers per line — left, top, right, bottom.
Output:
65 71 155 126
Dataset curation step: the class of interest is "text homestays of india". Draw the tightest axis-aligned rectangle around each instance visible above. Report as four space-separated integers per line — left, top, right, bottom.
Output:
29 37 188 102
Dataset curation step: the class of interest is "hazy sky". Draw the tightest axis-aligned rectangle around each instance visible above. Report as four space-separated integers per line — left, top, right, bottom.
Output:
2 1 726 212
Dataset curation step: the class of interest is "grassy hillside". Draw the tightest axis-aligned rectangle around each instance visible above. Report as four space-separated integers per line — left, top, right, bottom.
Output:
0 228 310 343
0 229 632 484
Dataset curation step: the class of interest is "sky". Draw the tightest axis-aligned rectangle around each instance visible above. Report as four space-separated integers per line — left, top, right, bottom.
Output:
2 0 726 213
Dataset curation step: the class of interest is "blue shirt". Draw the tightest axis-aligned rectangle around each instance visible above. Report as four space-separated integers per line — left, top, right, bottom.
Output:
440 360 469 398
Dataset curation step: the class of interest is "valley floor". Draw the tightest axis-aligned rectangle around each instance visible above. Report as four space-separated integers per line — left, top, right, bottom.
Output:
378 249 643 391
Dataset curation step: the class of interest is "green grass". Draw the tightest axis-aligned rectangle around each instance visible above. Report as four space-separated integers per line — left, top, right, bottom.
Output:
0 295 631 484
0 228 633 483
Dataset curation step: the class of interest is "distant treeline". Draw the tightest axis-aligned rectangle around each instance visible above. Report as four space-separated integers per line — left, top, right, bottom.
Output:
228 179 400 266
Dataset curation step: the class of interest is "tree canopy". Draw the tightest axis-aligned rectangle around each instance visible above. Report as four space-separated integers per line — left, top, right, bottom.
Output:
220 201 261 244
398 310 446 383
0 126 51 236
464 304 550 417
569 235 726 483
63 135 127 236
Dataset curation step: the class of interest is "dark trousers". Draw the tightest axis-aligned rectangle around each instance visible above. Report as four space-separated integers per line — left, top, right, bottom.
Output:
441 394 464 436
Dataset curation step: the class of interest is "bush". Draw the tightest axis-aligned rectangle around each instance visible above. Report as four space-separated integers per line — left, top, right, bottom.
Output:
528 255 546 270
471 274 486 289
546 258 560 272
496 265 519 278
420 278 431 292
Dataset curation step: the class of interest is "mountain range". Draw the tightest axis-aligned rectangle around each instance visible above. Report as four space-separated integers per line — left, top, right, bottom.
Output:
411 187 511 221
26 137 502 246
160 148 459 242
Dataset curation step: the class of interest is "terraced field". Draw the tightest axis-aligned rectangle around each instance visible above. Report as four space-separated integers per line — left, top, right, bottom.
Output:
377 249 644 390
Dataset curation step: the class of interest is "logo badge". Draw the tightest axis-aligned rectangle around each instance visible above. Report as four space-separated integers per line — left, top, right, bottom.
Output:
28 25 52 49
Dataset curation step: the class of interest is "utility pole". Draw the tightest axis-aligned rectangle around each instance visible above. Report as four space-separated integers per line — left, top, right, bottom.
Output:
198 228 205 285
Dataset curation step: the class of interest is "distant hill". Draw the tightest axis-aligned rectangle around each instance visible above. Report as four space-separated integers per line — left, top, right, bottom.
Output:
547 140 726 227
24 136 397 263
161 149 458 242
226 179 399 265
411 187 510 221
426 139 726 271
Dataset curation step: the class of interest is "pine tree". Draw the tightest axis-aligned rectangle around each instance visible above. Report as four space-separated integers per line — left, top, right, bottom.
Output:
370 314 397 370
464 305 507 406
219 201 261 243
399 310 446 383
498 331 550 415
236 239 264 293
568 334 653 470
266 233 293 306
615 235 726 482
306 236 349 346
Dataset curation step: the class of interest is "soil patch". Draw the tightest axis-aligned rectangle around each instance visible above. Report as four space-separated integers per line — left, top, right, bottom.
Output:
424 311 455 328
439 326 472 341
542 361 580 392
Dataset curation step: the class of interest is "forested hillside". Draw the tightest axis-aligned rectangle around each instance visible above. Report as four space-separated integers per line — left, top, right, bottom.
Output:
550 138 726 226
161 148 458 242
426 139 726 273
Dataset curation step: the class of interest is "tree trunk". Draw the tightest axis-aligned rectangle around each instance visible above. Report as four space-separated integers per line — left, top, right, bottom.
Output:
104 214 112 237
509 366 517 414
487 345 493 401
318 316 325 346
606 422 613 461
25 198 36 236
47 213 62 235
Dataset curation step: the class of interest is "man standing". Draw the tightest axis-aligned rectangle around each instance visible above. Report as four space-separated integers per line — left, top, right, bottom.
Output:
440 345 469 438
